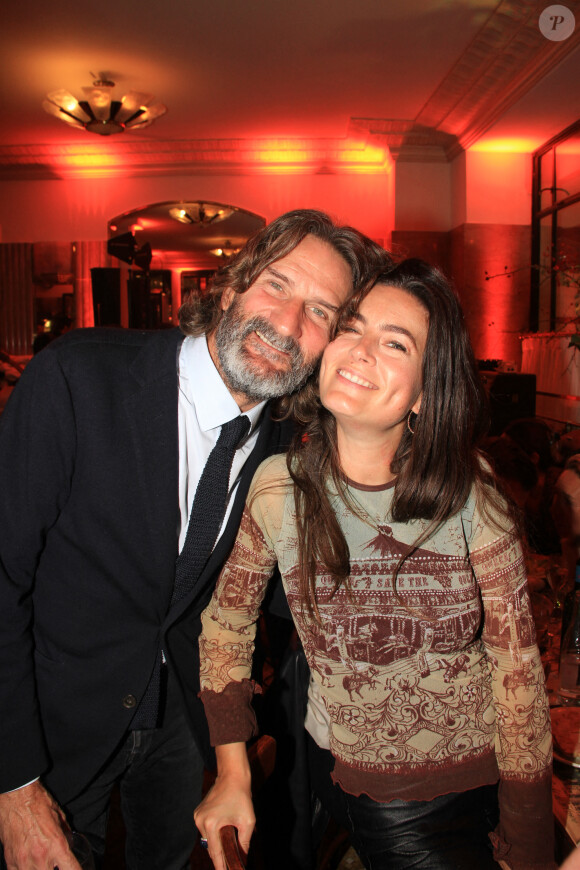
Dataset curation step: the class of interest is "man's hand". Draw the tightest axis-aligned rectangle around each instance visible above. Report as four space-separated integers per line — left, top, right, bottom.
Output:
0 780 81 869
194 743 255 870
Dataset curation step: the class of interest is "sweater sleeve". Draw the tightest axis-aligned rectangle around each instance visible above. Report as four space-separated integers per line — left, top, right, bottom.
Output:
468 503 555 870
199 458 287 746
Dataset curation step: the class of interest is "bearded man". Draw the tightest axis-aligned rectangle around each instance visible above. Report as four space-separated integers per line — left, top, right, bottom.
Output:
0 209 389 870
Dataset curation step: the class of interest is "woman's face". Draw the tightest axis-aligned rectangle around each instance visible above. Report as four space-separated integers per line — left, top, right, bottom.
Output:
319 283 428 438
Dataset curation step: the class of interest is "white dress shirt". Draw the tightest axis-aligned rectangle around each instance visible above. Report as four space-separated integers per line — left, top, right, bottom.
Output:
177 334 266 552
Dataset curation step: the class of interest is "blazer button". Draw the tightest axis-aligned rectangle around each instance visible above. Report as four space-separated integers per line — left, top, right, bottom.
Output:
122 694 137 709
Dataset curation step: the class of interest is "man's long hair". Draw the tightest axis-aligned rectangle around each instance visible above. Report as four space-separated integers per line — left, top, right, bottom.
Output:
285 258 512 620
178 208 390 336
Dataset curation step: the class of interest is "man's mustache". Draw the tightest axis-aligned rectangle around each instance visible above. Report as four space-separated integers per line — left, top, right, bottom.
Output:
241 316 302 359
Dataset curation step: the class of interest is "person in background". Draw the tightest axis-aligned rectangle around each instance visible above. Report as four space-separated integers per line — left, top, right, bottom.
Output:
484 436 538 512
553 429 580 467
32 312 73 354
0 209 390 870
195 259 554 870
552 453 580 581
551 429 580 580
501 418 561 555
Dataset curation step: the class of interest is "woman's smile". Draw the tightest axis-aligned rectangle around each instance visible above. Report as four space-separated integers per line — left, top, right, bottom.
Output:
336 367 378 390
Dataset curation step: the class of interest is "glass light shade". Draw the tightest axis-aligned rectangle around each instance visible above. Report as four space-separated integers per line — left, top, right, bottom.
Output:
169 204 234 225
210 242 241 258
42 100 83 129
115 91 154 123
45 89 85 115
83 85 112 121
127 102 167 129
169 208 190 224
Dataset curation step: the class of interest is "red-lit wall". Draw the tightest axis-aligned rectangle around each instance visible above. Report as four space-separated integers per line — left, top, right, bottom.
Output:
393 151 533 365
0 173 394 247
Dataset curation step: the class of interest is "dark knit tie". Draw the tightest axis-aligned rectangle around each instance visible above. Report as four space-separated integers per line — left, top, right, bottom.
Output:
131 414 251 730
172 413 251 606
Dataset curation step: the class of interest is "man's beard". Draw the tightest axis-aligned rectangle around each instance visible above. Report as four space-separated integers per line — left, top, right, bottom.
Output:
214 297 317 402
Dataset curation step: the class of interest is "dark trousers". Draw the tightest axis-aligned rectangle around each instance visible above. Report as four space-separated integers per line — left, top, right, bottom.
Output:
1 673 204 870
308 735 500 870
68 671 204 870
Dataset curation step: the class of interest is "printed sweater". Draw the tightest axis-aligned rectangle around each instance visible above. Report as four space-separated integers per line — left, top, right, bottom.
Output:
199 455 554 869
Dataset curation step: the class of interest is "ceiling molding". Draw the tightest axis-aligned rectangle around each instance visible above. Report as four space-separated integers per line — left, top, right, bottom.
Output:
416 0 580 155
0 136 394 181
352 1 580 163
348 118 458 162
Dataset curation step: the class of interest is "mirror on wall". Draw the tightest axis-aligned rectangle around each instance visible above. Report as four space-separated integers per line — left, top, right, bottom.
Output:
105 201 266 329
107 201 266 270
10 201 266 355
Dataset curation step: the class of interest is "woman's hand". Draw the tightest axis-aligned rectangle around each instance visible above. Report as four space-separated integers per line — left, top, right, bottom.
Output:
194 743 255 870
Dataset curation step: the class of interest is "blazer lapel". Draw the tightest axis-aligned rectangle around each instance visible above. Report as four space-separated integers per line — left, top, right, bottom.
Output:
124 331 183 605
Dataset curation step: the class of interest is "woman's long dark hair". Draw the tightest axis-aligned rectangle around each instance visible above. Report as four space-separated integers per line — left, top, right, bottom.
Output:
286 258 509 620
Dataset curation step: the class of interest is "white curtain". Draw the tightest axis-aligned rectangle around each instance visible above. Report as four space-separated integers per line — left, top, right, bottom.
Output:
521 333 580 424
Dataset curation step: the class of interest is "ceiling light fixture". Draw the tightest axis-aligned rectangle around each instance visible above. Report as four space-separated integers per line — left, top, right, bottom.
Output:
169 203 234 226
42 76 167 136
210 242 241 259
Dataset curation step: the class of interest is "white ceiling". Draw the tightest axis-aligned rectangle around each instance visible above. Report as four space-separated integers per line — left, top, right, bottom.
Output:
1 0 579 178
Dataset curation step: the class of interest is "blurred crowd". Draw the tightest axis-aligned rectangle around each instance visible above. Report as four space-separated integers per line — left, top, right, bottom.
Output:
484 419 580 583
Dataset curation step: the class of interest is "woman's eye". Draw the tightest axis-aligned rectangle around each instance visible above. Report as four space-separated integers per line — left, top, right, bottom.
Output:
269 281 283 292
387 340 407 352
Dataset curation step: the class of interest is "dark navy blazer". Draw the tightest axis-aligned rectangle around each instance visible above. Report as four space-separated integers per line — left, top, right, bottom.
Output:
0 327 292 802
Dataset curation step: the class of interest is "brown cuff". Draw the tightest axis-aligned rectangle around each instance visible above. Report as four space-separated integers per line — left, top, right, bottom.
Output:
199 679 261 746
494 771 556 869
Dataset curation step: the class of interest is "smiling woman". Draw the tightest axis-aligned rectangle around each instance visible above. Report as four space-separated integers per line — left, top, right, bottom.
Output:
319 284 428 479
195 258 555 870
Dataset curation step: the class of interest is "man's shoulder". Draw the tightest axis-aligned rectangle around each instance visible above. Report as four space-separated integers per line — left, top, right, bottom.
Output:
50 326 182 356
39 326 183 375
16 328 183 401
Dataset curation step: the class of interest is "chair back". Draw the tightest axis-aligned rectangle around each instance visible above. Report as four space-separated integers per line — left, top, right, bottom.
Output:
220 825 246 870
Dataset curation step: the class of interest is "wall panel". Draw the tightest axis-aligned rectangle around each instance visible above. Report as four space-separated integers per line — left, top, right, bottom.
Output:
0 243 34 355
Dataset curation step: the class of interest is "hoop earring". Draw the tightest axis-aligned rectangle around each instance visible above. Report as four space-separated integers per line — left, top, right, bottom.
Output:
407 411 416 435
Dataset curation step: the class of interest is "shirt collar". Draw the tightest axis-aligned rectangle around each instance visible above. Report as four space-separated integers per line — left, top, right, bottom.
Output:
179 335 266 433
